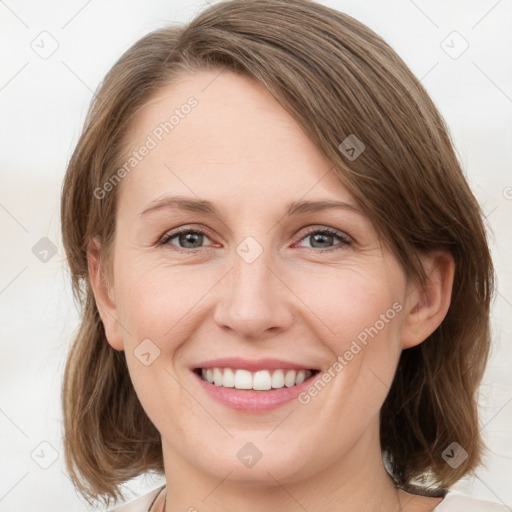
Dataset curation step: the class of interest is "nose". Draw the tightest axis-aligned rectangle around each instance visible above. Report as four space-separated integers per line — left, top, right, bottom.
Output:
212 248 294 341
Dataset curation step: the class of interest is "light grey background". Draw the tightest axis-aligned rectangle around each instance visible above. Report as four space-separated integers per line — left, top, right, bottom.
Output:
1 0 511 510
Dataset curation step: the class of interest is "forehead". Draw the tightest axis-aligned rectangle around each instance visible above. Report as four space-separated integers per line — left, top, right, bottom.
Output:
117 70 356 215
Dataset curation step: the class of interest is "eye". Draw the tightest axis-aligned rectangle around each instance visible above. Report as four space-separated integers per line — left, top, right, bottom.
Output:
294 227 351 252
157 226 351 253
158 228 214 252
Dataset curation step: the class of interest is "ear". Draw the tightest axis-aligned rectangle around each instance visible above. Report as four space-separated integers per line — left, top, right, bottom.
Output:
87 237 124 351
401 250 455 349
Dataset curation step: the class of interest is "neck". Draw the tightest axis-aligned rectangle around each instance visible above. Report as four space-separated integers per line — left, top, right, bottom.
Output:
158 418 402 512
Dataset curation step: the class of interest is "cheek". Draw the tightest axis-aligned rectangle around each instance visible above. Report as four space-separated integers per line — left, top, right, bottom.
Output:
294 265 404 411
114 255 217 345
293 264 404 354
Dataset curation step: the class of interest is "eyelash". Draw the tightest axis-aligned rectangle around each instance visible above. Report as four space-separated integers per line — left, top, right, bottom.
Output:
157 226 352 254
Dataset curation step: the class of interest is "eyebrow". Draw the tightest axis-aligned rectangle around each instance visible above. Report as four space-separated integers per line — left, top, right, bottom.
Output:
139 195 363 218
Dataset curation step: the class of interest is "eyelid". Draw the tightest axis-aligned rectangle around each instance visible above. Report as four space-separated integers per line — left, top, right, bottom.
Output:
297 225 351 241
293 225 352 250
157 224 217 248
158 224 352 252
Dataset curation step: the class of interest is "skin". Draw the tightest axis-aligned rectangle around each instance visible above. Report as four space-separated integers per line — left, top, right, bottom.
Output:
88 70 455 512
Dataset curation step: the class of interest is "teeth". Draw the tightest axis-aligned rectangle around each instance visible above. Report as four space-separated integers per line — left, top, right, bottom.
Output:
253 370 272 390
234 369 253 389
222 368 235 387
295 370 307 385
284 369 296 387
213 368 223 386
271 369 285 388
199 368 313 390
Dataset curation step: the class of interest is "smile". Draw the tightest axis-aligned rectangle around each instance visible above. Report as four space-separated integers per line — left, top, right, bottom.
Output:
195 367 320 390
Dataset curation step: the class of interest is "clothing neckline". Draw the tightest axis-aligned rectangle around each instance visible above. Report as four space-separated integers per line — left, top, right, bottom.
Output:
147 486 452 511
147 485 166 512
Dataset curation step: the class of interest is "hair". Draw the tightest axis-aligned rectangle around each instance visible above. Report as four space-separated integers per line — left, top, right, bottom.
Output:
60 0 495 507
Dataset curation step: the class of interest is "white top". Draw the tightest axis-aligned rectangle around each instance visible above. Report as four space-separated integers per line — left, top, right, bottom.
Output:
108 487 510 512
434 491 509 511
108 486 163 512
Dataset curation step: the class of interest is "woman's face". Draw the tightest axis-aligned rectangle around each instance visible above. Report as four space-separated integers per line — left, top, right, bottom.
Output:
94 70 438 486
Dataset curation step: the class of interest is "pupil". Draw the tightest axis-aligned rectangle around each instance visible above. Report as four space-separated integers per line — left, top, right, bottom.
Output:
181 232 202 248
177 232 334 249
312 232 332 248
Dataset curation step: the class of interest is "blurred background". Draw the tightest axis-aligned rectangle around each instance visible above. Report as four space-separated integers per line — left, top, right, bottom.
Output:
1 0 511 510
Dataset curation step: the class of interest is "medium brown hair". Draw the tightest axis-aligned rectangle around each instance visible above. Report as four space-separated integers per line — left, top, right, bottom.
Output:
60 0 494 506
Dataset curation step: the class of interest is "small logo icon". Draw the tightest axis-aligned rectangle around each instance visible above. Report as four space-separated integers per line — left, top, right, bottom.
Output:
30 441 59 469
442 442 468 469
236 236 263 264
441 31 469 59
134 338 161 366
32 237 58 263
338 134 365 161
30 31 59 60
236 442 263 468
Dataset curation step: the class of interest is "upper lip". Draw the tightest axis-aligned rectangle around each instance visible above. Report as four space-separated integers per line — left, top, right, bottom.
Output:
192 358 319 372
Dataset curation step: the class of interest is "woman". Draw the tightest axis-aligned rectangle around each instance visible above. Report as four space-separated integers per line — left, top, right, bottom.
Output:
60 0 509 510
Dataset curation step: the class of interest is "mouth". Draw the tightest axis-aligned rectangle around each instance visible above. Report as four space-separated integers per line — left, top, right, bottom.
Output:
193 367 321 391
190 357 323 412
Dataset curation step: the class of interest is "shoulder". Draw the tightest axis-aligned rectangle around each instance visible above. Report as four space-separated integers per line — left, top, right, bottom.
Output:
108 486 165 512
435 490 510 511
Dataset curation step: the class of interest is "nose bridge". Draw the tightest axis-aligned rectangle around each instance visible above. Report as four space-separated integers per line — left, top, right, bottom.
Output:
213 236 293 339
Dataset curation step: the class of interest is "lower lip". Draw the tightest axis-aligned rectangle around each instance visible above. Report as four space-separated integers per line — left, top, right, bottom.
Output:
192 370 320 413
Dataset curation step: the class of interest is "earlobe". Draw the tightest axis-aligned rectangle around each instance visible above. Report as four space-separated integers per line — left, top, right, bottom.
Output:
401 251 455 349
87 237 124 351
